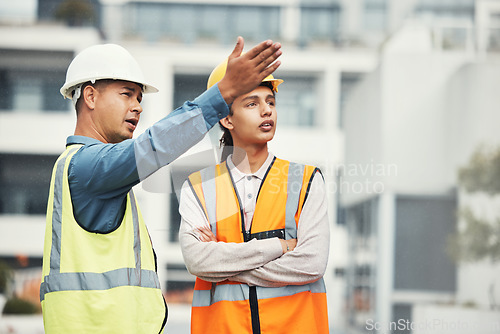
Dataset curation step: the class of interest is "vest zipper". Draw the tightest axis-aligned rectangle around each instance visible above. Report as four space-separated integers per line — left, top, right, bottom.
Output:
249 286 261 334
227 163 262 334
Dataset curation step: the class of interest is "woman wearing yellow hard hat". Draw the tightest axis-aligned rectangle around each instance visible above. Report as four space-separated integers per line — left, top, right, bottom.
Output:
179 56 330 334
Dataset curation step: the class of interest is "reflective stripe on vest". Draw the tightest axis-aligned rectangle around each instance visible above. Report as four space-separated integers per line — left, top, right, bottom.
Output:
40 146 160 302
199 165 217 234
284 162 304 239
192 279 326 307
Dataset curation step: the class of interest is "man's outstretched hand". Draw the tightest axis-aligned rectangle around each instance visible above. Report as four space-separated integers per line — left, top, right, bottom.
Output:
218 36 282 105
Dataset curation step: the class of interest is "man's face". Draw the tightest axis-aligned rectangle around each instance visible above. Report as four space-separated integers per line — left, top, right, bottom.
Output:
91 80 143 143
225 85 277 148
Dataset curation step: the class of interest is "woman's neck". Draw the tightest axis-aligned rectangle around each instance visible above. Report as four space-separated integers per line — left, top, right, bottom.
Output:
231 144 269 174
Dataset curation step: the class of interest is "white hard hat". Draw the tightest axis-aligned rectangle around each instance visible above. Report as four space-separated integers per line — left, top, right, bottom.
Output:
60 44 158 101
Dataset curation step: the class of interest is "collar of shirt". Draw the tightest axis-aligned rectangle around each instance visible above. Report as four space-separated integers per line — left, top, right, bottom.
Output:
226 152 275 182
66 135 103 147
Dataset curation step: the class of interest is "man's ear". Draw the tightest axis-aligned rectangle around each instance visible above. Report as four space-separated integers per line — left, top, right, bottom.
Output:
219 116 234 130
82 85 97 110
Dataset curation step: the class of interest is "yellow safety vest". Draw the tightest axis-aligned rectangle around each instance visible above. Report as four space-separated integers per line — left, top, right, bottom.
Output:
188 157 329 334
40 145 167 333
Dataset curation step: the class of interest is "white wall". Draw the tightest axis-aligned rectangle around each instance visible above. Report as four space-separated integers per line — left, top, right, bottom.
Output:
343 23 474 207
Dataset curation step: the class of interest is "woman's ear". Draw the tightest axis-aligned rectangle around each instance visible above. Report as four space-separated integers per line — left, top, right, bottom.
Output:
219 116 234 130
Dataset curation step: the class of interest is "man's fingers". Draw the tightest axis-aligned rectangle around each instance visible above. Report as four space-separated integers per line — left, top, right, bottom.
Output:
251 42 281 67
259 59 282 80
246 39 274 60
251 43 282 78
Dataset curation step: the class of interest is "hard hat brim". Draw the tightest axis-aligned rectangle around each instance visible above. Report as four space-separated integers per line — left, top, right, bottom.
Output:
262 77 284 93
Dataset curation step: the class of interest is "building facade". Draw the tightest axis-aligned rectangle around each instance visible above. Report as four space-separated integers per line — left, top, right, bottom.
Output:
3 0 498 333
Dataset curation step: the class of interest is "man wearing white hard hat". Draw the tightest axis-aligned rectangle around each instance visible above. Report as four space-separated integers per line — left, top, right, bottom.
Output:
39 37 281 334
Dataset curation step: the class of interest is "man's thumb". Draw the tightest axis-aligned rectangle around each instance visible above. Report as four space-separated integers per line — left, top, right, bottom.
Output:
229 36 244 60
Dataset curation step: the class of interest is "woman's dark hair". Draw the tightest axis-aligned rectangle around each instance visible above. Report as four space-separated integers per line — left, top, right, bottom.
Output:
219 81 275 162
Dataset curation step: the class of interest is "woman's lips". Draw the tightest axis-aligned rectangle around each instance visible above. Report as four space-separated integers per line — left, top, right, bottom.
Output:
259 119 274 131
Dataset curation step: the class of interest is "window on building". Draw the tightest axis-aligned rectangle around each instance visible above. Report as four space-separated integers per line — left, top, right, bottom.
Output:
394 195 457 292
488 12 500 52
173 74 207 110
275 75 317 127
300 2 341 46
344 197 378 331
38 0 100 27
0 49 72 113
127 3 280 45
414 0 475 21
363 0 387 32
339 72 365 129
0 154 58 215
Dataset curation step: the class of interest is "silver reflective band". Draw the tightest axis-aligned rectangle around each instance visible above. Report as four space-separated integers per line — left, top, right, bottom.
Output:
129 190 142 270
285 162 304 240
40 268 160 301
49 147 80 273
192 279 326 307
199 166 217 235
41 145 155 302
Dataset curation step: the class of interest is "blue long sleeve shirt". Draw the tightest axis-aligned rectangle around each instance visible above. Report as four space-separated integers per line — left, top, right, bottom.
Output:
66 84 229 233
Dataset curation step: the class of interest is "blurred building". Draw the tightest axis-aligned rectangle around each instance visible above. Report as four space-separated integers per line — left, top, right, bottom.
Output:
342 0 500 333
2 0 500 333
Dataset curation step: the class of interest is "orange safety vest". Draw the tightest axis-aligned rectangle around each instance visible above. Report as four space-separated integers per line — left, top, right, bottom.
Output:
187 157 329 334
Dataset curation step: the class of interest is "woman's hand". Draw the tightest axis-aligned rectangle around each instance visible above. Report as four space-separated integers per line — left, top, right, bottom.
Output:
279 238 297 254
196 226 217 242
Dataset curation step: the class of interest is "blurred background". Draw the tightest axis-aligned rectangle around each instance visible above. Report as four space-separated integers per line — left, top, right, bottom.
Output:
1 0 500 333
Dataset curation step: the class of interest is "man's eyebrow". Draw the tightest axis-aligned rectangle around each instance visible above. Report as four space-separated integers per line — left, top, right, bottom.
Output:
122 85 143 99
122 86 137 92
241 94 275 102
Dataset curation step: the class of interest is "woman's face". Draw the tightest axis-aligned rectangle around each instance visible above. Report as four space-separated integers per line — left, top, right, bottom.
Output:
221 85 277 149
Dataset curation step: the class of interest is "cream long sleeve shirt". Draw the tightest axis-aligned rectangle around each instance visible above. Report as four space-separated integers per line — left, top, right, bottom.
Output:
178 153 330 288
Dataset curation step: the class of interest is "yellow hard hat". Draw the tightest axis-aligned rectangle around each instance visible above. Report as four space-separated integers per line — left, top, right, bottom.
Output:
207 56 283 93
